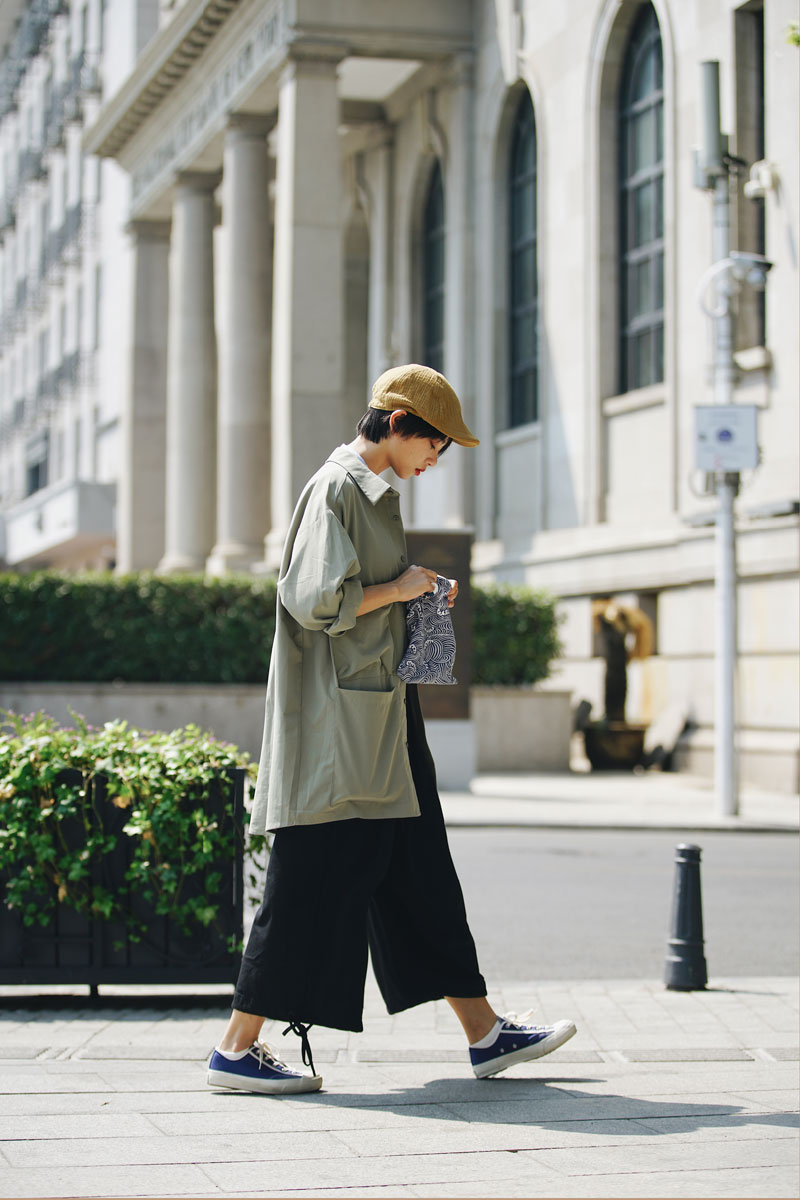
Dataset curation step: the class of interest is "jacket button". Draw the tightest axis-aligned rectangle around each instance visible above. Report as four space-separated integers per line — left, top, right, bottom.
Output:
400 555 406 564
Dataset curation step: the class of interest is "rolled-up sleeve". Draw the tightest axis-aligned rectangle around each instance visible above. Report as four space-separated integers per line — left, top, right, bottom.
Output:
278 507 364 636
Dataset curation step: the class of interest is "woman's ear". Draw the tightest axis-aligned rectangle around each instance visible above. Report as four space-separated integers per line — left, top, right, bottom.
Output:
388 409 407 434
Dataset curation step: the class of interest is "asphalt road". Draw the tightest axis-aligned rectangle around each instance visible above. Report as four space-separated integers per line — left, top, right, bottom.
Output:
448 828 799 982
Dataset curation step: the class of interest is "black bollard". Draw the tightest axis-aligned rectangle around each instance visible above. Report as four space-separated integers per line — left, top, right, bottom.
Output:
664 843 708 990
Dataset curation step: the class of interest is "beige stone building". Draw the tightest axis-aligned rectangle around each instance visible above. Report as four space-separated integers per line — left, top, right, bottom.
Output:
1 0 797 789
0 0 116 569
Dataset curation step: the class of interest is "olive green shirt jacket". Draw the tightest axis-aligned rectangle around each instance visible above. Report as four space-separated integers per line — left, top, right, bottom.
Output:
249 445 419 833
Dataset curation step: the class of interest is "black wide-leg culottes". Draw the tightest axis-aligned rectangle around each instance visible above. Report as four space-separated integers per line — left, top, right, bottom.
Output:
233 684 487 1032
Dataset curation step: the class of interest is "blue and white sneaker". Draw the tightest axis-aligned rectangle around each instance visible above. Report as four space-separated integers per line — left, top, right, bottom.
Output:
470 1011 577 1078
207 1041 322 1094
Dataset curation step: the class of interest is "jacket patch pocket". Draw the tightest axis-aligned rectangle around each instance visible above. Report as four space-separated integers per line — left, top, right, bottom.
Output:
332 684 406 806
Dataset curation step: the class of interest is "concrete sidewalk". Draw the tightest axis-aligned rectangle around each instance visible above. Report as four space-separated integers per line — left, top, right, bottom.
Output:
0 771 795 1198
0 972 797 1199
441 769 798 833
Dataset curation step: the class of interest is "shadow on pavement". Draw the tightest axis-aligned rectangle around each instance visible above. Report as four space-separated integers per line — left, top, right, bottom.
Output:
209 1077 799 1134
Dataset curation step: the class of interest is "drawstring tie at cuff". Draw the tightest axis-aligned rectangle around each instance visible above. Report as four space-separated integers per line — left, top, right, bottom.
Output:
282 1020 316 1077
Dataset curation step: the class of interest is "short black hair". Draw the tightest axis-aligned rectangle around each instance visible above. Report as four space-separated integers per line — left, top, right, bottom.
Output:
356 409 451 453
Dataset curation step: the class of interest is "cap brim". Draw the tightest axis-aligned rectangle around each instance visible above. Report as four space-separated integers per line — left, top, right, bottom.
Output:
369 397 480 447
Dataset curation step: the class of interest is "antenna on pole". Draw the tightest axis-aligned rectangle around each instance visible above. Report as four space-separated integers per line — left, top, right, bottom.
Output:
699 61 724 178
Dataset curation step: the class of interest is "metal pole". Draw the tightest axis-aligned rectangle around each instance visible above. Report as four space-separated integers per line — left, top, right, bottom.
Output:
715 473 738 816
706 72 740 819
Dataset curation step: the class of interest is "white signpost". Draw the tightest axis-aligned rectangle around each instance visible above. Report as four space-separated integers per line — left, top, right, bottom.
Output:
694 61 769 819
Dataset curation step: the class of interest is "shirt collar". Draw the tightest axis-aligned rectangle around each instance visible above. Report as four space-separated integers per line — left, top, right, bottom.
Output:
327 444 397 506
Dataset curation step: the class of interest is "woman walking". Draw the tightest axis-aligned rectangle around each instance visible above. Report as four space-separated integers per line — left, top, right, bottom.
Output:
208 364 576 1094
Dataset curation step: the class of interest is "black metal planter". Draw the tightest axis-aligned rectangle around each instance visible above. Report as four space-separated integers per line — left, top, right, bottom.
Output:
0 767 247 988
583 722 648 770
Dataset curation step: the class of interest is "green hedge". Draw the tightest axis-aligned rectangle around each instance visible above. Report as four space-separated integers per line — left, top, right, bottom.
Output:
0 572 561 687
472 584 562 686
0 573 277 684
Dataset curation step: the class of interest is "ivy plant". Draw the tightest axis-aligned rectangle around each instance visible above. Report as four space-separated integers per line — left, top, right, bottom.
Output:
0 711 266 948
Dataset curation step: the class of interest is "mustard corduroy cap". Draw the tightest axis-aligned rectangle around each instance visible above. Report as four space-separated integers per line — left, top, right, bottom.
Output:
370 364 479 447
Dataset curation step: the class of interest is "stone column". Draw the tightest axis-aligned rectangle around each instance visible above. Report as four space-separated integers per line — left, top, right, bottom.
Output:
207 117 273 574
117 219 169 572
158 173 218 574
367 133 395 388
412 65 474 530
264 54 344 568
442 60 474 527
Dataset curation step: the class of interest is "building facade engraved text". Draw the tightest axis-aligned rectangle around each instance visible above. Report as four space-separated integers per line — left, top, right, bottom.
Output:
132 3 283 205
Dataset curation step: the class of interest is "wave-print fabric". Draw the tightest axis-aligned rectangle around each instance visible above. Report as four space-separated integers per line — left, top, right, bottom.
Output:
396 575 457 685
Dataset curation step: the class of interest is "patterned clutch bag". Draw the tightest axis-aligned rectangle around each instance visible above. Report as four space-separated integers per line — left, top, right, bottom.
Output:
396 574 457 685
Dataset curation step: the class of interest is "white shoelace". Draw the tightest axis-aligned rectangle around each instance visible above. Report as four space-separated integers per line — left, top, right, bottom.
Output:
502 1008 539 1028
250 1040 288 1070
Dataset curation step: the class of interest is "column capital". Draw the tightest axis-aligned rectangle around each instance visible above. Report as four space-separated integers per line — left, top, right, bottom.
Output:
280 45 345 83
173 169 222 194
225 112 276 140
125 217 171 243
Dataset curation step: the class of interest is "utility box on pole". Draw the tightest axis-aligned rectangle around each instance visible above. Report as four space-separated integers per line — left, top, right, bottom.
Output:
695 405 759 473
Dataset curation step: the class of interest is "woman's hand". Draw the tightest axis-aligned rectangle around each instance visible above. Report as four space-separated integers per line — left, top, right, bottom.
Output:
394 564 438 602
358 568 457 617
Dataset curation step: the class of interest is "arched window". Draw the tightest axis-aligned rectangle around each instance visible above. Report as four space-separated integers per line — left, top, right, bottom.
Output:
619 4 664 392
508 90 538 427
422 160 445 373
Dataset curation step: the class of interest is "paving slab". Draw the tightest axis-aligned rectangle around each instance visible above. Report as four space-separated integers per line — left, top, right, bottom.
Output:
75 1044 217 1061
1 1129 354 1169
0 1112 163 1141
331 1117 653 1157
198 1148 549 1192
634 1112 799 1141
206 1192 419 1200
190 1193 418 1200
727 1088 800 1111
616 1047 755 1061
0 1045 49 1059
405 1165 800 1198
148 1102 467 1137
437 1093 761 1126
527 1132 799 1176
93 1068 210 1093
0 1164 219 1199
0 1071 110 1094
2 1059 200 1074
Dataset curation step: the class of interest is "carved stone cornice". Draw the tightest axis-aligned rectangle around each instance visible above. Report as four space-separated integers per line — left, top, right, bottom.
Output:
83 0 247 159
